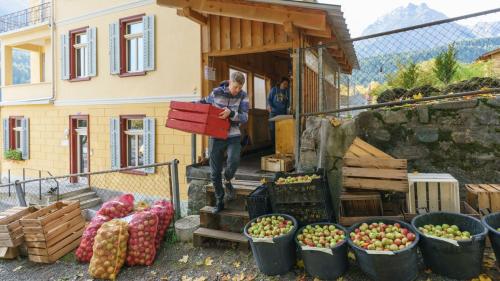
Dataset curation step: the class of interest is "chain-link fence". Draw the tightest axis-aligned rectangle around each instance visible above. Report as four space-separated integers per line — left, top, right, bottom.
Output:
0 161 182 219
301 8 500 118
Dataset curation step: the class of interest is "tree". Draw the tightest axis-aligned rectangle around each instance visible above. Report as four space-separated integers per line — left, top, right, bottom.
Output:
386 61 420 89
433 43 458 85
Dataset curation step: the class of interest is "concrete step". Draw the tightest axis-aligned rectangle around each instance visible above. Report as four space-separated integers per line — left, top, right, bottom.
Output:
80 197 102 210
65 191 98 202
52 188 92 201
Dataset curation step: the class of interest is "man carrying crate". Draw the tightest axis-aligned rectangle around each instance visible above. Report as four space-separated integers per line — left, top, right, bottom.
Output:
199 71 249 213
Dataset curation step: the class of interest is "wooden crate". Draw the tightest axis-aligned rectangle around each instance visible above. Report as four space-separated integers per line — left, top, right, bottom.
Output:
465 184 500 212
261 154 294 172
20 201 85 263
342 157 408 193
345 137 394 159
0 246 19 259
404 201 480 221
0 206 38 248
407 173 460 213
339 191 383 217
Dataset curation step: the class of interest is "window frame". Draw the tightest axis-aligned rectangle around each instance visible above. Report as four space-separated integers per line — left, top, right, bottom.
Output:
69 26 90 82
119 14 146 77
119 114 146 175
253 74 270 110
8 116 24 151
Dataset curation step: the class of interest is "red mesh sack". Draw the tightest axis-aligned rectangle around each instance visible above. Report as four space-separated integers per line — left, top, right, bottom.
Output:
126 211 159 266
150 200 175 249
76 214 112 262
97 194 134 219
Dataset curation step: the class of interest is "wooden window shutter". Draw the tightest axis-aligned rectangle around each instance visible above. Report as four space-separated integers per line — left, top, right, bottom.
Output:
87 27 97 77
109 22 120 74
142 15 155 71
143 117 156 174
61 34 70 80
3 119 10 155
20 118 29 160
110 118 121 169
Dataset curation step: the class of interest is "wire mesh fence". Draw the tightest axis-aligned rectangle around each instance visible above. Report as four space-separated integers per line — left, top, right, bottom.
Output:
306 8 500 117
0 161 181 219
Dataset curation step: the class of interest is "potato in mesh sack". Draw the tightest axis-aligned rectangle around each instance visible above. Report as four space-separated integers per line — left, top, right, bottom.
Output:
126 211 159 266
150 200 175 249
97 194 134 219
89 219 129 280
76 214 112 262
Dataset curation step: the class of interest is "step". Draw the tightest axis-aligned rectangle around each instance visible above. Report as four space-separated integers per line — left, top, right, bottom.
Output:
199 206 249 219
65 191 98 202
193 227 247 244
52 188 92 201
206 180 260 197
80 197 102 210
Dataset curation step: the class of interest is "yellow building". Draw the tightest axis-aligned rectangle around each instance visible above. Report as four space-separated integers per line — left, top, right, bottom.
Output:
0 0 202 202
477 48 500 76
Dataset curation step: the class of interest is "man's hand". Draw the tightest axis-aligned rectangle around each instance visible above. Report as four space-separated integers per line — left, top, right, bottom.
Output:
219 108 231 119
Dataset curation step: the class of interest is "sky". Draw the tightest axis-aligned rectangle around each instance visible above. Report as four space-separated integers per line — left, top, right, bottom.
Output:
0 0 28 15
319 0 500 37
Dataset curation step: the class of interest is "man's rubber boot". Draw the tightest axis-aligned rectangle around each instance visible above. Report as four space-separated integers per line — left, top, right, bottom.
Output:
213 200 224 214
224 179 236 202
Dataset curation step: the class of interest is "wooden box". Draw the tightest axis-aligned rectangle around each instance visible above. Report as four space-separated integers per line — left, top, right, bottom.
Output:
407 173 460 213
261 154 294 172
20 201 85 263
166 101 230 139
466 184 500 212
0 246 19 259
342 157 409 193
0 206 38 248
339 191 383 217
272 115 294 155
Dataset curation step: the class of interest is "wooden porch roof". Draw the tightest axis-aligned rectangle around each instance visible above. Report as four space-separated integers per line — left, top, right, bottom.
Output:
157 0 359 73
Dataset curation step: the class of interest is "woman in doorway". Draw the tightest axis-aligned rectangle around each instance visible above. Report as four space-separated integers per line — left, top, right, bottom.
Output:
267 77 290 145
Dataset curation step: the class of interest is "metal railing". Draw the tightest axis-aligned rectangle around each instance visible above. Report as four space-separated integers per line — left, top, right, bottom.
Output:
0 2 51 33
0 160 182 218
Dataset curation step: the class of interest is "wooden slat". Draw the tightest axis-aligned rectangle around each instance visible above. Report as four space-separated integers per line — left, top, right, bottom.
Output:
342 167 408 180
251 21 263 47
440 183 453 212
344 157 407 169
210 15 221 51
200 206 249 218
428 182 439 211
206 184 256 196
348 145 373 158
47 225 84 255
263 23 274 45
201 24 210 53
194 227 247 243
340 192 381 201
343 177 408 193
220 16 231 50
230 18 241 49
274 24 286 43
28 235 82 264
416 182 427 210
241 19 252 48
352 138 393 159
45 214 84 243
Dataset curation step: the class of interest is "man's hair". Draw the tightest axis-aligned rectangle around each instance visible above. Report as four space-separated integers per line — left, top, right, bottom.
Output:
230 71 246 86
280 77 290 84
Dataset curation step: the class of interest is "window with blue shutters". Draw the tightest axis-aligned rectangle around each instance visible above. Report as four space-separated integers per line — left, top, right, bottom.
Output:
62 27 97 81
3 117 29 160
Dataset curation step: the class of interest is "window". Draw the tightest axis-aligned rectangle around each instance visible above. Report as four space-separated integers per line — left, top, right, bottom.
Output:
123 118 144 167
61 27 96 81
74 33 88 78
125 22 144 73
253 75 268 110
10 117 23 151
3 117 29 160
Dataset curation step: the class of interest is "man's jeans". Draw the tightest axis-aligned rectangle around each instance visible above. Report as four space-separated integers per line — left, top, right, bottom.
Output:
209 136 241 203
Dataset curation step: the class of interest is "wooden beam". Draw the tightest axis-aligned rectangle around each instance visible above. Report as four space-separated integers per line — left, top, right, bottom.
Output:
304 25 333 39
176 7 207 25
206 42 292 57
158 0 327 31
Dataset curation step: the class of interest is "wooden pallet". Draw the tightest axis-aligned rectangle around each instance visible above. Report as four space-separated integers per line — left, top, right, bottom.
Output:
342 157 409 193
20 201 85 263
466 184 500 212
345 138 393 159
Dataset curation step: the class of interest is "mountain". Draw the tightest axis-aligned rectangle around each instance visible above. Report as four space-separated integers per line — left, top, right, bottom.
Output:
469 21 500 38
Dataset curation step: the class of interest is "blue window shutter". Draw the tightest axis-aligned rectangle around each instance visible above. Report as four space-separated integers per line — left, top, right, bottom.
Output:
87 27 97 77
61 34 70 80
110 118 121 169
21 118 29 160
142 15 155 71
3 119 10 155
143 117 155 174
109 22 120 74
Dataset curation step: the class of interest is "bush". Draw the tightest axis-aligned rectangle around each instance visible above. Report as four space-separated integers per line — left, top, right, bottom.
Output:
4 150 22 161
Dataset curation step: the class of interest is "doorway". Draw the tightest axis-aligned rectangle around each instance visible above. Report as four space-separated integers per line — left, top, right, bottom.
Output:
70 115 89 183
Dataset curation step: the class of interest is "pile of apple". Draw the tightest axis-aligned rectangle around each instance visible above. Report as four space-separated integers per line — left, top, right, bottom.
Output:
150 200 175 250
97 194 135 219
275 174 321 185
76 214 112 262
247 215 294 238
126 211 159 266
418 224 471 240
350 222 416 251
297 224 346 248
89 219 129 280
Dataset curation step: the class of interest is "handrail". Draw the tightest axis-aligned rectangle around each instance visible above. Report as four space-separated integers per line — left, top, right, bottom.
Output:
0 2 51 33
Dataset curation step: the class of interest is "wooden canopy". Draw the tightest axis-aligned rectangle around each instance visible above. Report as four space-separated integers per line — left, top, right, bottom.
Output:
157 0 357 73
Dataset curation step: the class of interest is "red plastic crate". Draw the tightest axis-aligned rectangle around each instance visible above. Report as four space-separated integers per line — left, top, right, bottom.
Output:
166 101 230 139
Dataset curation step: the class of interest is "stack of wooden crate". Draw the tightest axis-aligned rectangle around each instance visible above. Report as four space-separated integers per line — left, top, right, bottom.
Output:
20 201 85 263
0 206 38 259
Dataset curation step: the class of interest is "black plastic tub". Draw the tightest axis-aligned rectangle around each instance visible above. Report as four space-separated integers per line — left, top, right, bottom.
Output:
347 218 420 281
244 214 298 276
482 212 500 266
295 223 348 280
412 212 487 280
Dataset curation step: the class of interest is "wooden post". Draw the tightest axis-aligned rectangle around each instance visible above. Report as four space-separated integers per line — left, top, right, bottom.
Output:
318 45 324 111
294 47 302 171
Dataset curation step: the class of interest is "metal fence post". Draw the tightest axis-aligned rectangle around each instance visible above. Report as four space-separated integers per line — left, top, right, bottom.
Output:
294 47 302 171
8 169 11 197
318 46 324 112
170 159 181 219
15 180 27 207
22 168 26 194
191 134 196 164
39 170 42 201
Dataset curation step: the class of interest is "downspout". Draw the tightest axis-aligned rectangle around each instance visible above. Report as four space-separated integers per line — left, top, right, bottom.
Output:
50 0 56 102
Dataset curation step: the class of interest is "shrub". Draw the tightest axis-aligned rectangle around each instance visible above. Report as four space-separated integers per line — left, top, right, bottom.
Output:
4 149 22 161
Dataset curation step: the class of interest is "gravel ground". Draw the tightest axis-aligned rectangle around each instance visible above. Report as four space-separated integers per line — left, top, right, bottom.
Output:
0 236 498 281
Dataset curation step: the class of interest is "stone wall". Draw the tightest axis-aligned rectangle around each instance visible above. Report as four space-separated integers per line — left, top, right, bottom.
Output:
300 97 500 213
